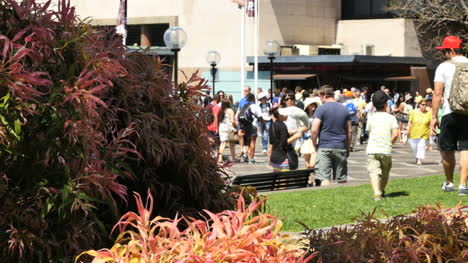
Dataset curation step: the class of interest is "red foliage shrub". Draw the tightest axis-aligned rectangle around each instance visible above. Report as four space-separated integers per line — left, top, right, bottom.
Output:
0 0 232 261
78 191 316 263
303 204 468 263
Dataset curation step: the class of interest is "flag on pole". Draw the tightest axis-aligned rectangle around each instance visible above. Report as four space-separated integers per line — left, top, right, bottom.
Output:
246 0 255 17
230 0 245 8
116 0 127 45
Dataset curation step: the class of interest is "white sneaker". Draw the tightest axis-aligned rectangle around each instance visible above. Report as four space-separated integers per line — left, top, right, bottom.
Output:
441 182 455 192
458 185 468 196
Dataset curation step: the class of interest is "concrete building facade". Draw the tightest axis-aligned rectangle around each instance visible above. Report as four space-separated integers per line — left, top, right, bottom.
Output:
53 0 424 100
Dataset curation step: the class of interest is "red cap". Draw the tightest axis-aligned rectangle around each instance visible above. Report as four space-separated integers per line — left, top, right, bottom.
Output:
435 36 462 49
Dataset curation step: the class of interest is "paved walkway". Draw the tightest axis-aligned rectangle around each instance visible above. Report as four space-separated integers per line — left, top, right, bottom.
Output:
223 140 455 190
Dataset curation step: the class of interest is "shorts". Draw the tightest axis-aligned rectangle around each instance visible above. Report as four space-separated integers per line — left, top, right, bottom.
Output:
439 113 468 151
367 154 392 179
240 123 257 138
315 148 347 182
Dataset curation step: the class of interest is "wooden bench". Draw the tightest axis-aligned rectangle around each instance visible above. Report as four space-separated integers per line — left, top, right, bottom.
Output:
231 168 316 192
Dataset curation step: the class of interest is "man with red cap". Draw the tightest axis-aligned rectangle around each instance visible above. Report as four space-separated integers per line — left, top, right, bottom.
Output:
431 36 468 196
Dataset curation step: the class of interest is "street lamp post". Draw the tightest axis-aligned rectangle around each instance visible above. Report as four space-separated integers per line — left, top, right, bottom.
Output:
164 26 187 87
206 51 221 96
263 40 280 103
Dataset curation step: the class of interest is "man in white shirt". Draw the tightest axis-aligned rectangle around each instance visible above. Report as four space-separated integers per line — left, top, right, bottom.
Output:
430 36 468 196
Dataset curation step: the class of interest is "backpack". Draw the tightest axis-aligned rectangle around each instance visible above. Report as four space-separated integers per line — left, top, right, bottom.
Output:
345 101 359 124
238 103 254 124
203 104 215 124
447 60 468 115
345 102 357 116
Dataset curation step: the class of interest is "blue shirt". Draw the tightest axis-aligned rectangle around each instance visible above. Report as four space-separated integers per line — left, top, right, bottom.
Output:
238 96 255 109
387 100 394 112
313 102 351 149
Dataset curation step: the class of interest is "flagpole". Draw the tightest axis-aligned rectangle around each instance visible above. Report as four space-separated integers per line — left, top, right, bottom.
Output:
240 0 245 94
254 0 258 97
123 0 127 47
116 0 127 49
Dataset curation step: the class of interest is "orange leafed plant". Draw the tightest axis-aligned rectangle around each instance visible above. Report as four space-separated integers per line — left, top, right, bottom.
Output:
77 190 316 263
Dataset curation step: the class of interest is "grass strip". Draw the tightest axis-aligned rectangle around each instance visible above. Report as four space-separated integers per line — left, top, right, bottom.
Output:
265 174 466 232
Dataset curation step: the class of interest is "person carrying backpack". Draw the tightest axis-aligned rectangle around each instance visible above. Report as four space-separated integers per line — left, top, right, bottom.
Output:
430 36 468 196
235 93 265 163
343 91 359 151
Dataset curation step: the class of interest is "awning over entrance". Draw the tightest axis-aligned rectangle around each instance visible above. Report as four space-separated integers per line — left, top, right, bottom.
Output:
272 74 317 80
384 76 417 81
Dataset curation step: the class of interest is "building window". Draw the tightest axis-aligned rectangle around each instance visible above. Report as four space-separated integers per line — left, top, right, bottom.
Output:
127 25 141 46
94 23 169 47
341 0 392 20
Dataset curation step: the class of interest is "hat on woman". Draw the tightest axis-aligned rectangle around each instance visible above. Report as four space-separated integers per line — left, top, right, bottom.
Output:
258 92 269 100
425 88 433 94
405 94 413 102
303 97 322 110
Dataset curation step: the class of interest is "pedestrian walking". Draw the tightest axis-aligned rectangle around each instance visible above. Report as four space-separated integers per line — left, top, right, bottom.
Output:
206 94 221 151
217 100 239 164
394 95 409 143
366 91 400 200
430 36 468 195
258 92 272 154
312 86 352 186
236 93 265 163
408 99 432 165
343 91 359 150
236 86 253 158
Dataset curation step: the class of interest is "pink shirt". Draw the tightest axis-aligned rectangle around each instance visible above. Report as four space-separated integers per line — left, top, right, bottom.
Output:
207 103 221 132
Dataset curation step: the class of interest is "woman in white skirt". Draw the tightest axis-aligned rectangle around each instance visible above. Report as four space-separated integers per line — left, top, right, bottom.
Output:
407 100 432 165
301 97 322 185
217 100 239 164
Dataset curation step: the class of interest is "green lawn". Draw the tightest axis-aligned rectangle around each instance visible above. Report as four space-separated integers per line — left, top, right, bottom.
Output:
265 174 467 232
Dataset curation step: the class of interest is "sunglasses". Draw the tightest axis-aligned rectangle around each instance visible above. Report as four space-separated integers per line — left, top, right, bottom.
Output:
420 104 427 106
283 97 293 101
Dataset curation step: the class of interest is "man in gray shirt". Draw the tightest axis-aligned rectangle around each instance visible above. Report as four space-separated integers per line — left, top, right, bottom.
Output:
312 86 352 186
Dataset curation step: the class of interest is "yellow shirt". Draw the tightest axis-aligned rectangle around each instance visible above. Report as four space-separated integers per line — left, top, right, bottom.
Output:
409 110 432 140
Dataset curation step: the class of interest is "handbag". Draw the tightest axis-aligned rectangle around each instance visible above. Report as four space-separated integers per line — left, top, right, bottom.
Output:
286 145 299 170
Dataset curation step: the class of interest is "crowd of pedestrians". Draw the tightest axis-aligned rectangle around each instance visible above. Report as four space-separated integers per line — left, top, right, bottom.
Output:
203 35 467 197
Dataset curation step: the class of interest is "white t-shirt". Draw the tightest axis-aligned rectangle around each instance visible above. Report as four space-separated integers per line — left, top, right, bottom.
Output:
279 106 311 130
434 56 468 116
249 103 263 127
366 112 398 155
259 102 272 121
364 102 376 119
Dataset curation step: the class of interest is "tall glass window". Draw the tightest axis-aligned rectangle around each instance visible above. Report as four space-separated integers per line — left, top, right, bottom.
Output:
341 0 392 20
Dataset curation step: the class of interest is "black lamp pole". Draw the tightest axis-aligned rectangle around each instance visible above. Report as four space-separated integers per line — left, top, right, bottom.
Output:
211 63 217 96
269 56 275 103
172 48 180 87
